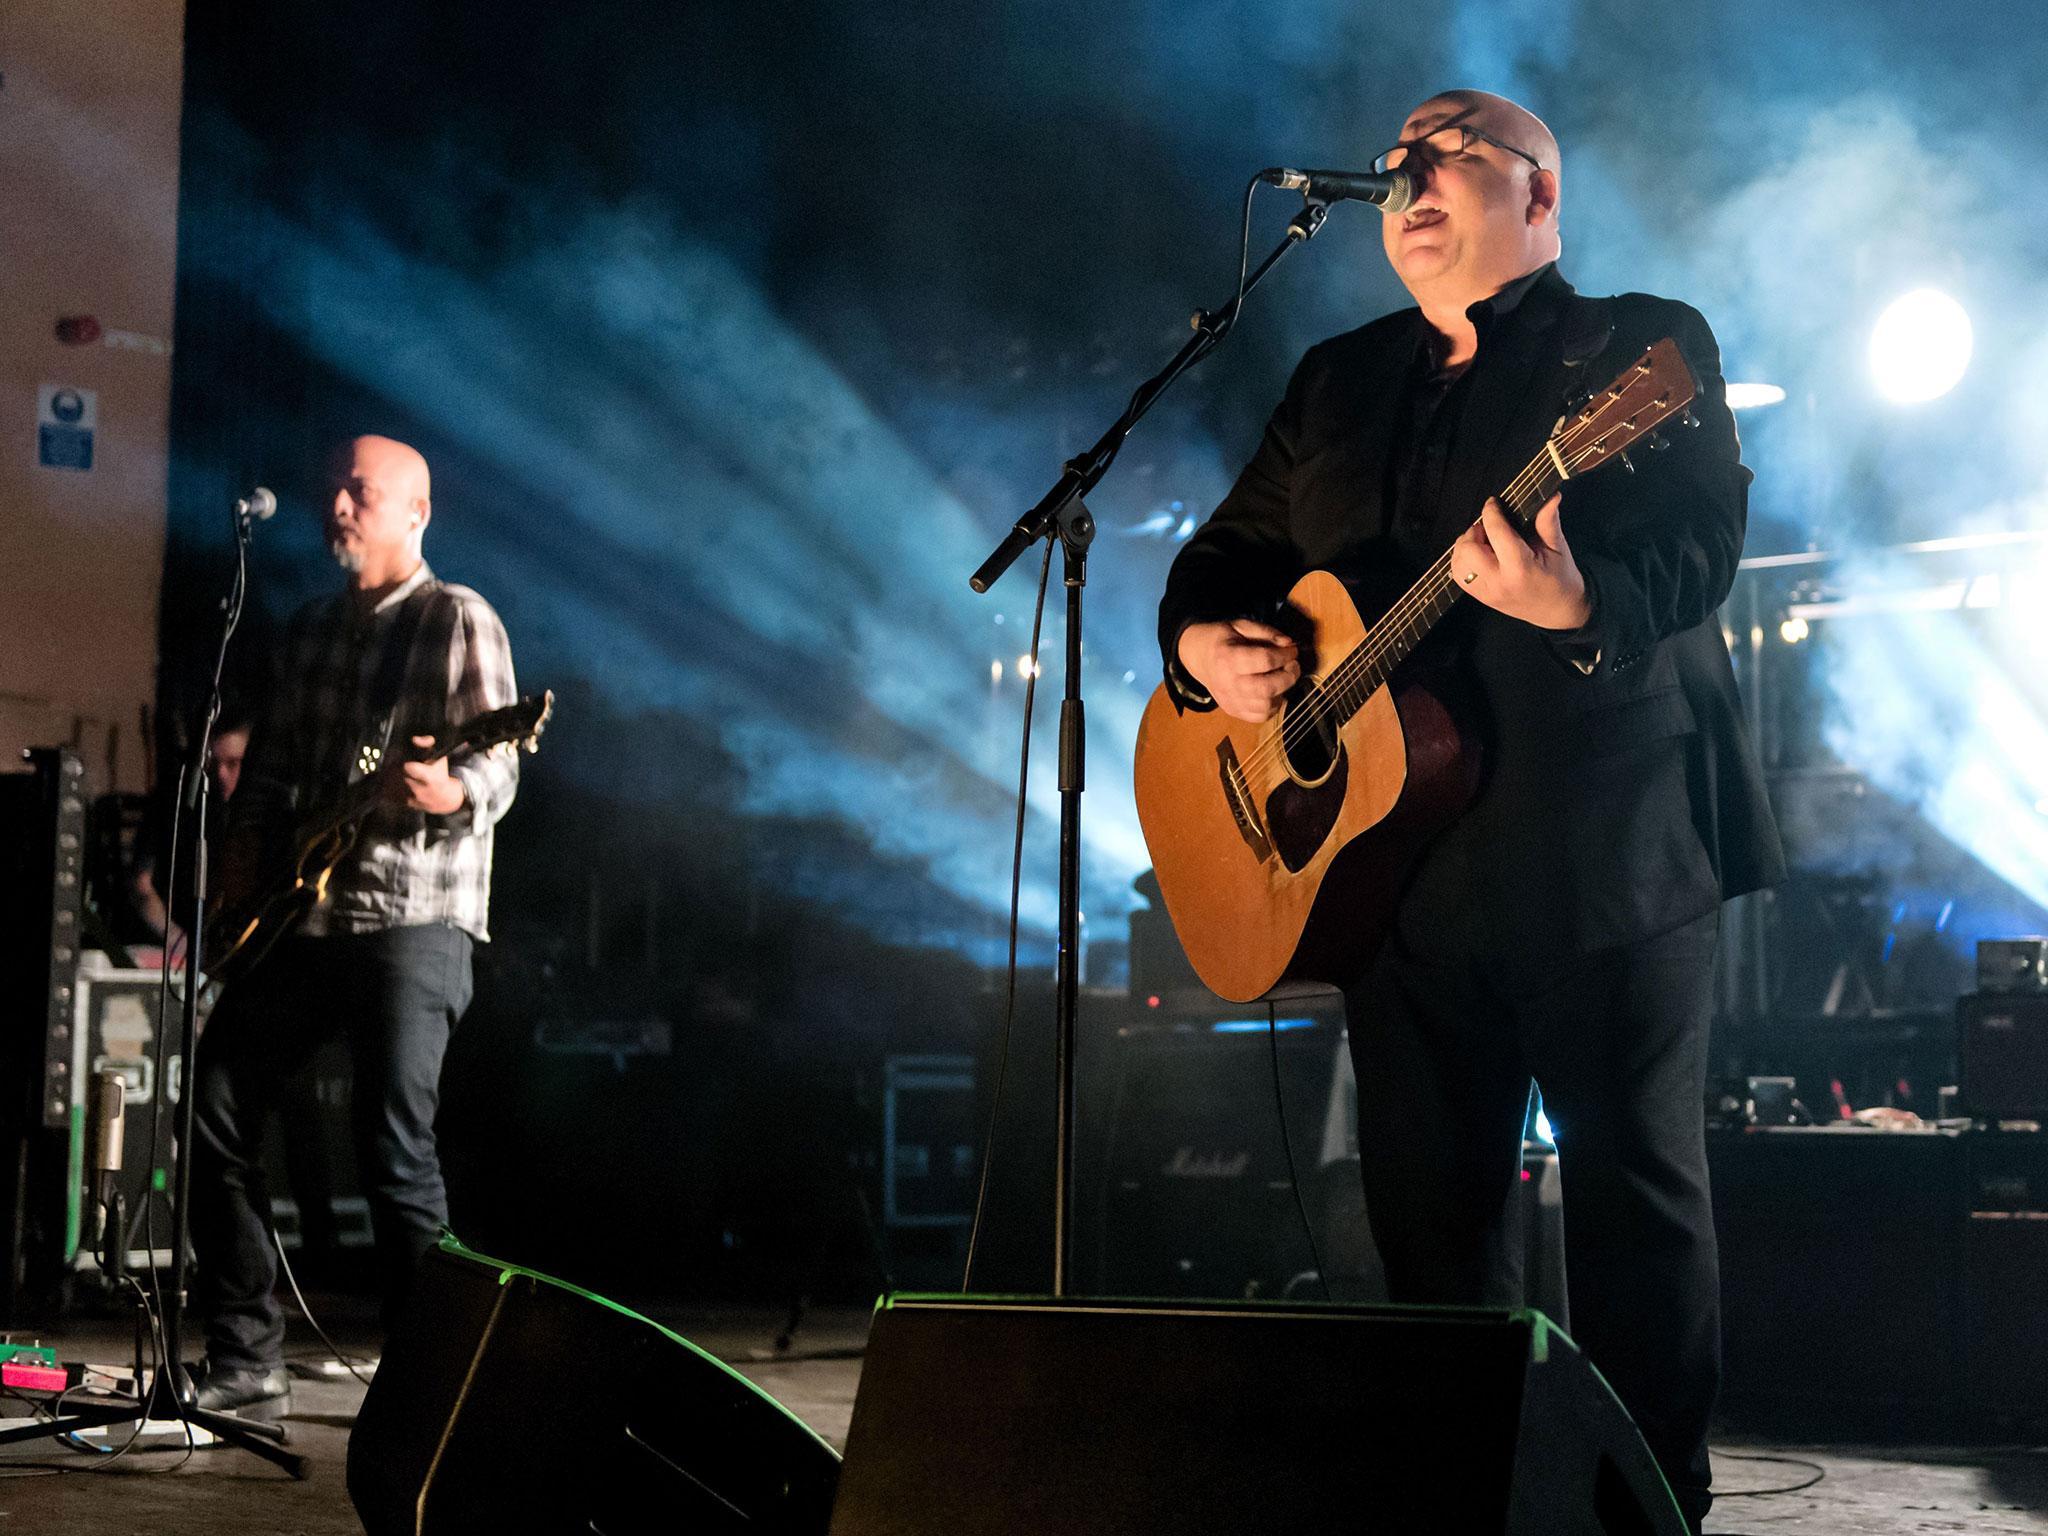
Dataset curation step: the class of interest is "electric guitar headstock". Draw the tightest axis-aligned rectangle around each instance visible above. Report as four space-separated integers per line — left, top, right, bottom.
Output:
417 691 555 762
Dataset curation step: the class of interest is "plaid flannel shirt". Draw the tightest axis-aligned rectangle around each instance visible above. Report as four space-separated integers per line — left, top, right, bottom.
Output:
230 562 519 941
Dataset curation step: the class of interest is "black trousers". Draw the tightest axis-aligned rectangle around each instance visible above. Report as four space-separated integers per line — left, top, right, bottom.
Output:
1345 892 1722 1531
190 923 474 1371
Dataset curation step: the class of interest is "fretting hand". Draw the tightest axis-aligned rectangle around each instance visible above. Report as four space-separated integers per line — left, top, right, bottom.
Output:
1450 493 1592 631
390 735 467 815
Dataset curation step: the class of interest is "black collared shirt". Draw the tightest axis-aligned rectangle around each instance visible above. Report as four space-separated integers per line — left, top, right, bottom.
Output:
1386 263 1555 573
1164 264 1577 708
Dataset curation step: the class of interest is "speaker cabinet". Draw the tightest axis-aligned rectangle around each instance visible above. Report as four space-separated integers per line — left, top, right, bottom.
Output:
1959 992 2048 1118
1710 1127 1964 1420
348 1240 840 1534
1963 1132 2048 1418
827 1296 1683 1535
1 747 87 1319
1092 1003 1346 1299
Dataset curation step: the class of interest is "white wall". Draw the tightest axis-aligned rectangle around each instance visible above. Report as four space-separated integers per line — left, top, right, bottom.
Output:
0 0 186 795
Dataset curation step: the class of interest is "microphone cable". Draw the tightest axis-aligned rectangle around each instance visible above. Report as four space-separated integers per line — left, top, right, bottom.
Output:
1268 1003 1333 1301
959 170 1289 1291
960 535 1056 1292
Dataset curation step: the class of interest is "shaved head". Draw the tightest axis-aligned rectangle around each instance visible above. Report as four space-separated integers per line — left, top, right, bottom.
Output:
348 434 432 506
1382 87 1564 331
327 434 433 590
1406 90 1560 177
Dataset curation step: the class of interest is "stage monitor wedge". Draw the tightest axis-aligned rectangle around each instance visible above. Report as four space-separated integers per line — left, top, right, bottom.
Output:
348 1238 841 1535
828 1295 1683 1536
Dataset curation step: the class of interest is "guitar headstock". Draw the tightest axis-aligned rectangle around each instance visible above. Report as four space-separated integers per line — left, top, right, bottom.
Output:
441 691 555 759
1553 337 1697 478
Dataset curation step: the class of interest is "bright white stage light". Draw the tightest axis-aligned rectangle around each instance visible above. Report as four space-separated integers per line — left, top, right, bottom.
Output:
1869 288 1973 403
1725 383 1786 411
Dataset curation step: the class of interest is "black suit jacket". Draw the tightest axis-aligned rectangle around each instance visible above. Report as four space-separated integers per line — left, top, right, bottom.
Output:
1158 266 1784 961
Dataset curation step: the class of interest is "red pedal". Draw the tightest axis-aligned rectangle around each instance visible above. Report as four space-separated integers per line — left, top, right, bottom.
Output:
1 1361 68 1393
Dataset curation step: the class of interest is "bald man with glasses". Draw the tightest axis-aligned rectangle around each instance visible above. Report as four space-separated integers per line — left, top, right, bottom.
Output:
1160 90 1782 1532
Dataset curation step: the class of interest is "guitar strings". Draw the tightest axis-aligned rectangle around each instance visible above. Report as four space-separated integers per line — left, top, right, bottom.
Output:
1244 430 1590 777
1237 451 1556 779
1232 404 1637 788
1239 407 1635 784
1236 368 1671 776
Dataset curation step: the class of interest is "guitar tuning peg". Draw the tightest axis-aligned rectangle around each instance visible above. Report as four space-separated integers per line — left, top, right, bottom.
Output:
1681 408 1700 429
1647 431 1671 451
1618 450 1635 473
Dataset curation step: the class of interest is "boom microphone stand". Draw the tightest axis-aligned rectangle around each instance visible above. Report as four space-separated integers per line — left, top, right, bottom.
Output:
0 493 306 1476
969 196 1328 1296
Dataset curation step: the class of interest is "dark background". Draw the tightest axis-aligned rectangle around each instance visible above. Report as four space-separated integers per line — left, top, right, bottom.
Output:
156 0 2048 1296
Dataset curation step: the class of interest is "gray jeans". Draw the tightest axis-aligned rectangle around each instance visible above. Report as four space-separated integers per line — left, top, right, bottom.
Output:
190 923 474 1369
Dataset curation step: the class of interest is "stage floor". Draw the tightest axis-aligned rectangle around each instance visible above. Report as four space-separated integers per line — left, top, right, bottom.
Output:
2 1297 2042 1534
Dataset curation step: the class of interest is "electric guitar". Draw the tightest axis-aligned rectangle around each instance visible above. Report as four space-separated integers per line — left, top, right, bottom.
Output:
207 691 554 985
1133 340 1696 1002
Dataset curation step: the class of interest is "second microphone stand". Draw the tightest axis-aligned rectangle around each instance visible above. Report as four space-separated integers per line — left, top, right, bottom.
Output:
0 499 307 1475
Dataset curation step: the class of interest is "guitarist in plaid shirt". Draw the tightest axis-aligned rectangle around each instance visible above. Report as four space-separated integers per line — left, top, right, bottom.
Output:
188 435 519 1420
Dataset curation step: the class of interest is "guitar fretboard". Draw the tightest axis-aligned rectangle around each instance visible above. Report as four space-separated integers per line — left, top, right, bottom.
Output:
1319 457 1565 721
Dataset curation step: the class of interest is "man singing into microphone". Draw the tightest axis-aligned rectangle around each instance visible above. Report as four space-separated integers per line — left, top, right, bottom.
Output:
188 434 520 1418
1158 91 1781 1530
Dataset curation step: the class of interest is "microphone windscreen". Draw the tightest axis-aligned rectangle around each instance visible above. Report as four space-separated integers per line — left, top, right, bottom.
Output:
91 1071 126 1176
1380 169 1418 216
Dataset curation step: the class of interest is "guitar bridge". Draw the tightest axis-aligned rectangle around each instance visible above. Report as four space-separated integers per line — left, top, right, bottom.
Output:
1216 739 1274 862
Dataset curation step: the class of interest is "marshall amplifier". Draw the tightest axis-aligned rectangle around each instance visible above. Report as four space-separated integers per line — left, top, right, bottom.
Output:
1958 992 2048 1119
1090 989 1349 1300
1088 990 1568 1317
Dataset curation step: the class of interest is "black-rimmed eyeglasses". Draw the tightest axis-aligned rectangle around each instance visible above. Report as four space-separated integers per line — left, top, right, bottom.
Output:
1372 124 1544 176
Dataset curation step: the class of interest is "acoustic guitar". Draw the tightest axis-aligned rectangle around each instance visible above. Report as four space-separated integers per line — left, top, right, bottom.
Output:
207 691 554 985
1133 340 1696 1002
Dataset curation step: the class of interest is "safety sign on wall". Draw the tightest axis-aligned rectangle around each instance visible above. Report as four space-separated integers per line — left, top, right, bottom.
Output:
38 384 96 471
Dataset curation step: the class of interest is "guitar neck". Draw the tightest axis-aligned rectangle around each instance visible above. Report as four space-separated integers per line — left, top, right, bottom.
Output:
308 762 404 845
287 693 552 845
310 732 452 841
1320 453 1563 720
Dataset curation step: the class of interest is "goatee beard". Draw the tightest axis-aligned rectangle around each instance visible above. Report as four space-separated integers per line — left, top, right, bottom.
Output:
330 541 365 573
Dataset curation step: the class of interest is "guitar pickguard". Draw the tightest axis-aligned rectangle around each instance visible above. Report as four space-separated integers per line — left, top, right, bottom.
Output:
1263 749 1349 873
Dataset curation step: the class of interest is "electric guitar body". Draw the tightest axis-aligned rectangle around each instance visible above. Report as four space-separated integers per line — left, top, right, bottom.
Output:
208 691 554 988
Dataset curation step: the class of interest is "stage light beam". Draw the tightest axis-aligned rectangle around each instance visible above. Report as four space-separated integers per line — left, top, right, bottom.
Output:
1868 289 1973 404
1724 383 1786 411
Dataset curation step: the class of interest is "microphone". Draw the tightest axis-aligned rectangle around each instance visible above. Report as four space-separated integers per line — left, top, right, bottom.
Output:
90 1070 125 1200
90 1071 127 1280
235 486 277 521
1260 166 1418 214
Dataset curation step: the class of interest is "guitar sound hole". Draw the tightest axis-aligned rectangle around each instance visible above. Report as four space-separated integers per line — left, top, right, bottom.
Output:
1264 684 1348 874
1279 685 1342 787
